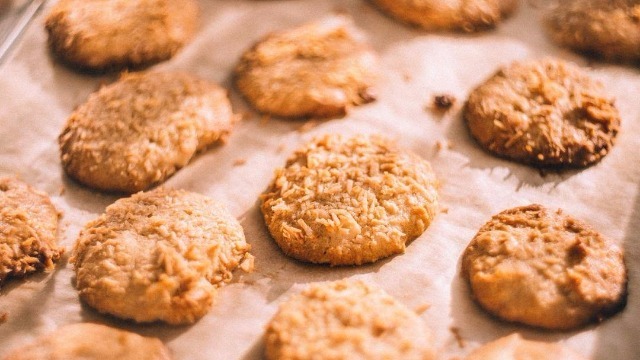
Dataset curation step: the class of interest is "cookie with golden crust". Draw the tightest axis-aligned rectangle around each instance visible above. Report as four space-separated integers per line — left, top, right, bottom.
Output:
261 134 438 266
45 0 198 71
71 188 254 325
462 204 627 330
59 72 237 194
464 59 620 168
265 280 435 360
2 323 172 360
545 0 640 63
0 177 63 287
235 15 377 119
465 333 585 360
370 0 518 32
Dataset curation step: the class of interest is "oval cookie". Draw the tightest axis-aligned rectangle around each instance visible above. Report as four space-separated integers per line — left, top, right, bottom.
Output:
545 0 640 63
462 204 627 330
370 0 518 32
45 0 198 71
59 72 236 193
2 323 171 360
261 134 438 266
71 188 254 325
465 333 585 360
265 280 435 360
0 177 63 287
235 15 377 118
464 59 620 168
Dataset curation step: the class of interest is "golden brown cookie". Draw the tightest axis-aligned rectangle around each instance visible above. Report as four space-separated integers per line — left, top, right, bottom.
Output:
2 323 171 360
261 134 438 266
45 0 198 71
0 177 63 287
545 0 640 63
461 204 627 330
265 280 435 360
464 59 620 168
71 188 254 325
465 333 585 360
59 72 237 194
234 15 377 119
370 0 518 32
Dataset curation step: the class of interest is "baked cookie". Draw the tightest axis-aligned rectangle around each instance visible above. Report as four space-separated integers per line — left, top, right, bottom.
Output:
261 134 439 266
2 323 171 360
235 15 377 118
45 0 198 71
265 280 435 360
545 0 640 63
59 72 237 193
464 59 620 168
370 0 518 32
0 177 63 287
465 333 585 360
461 204 627 330
71 188 254 325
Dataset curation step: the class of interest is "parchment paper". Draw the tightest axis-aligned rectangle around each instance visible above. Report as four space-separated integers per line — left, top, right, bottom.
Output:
0 1 638 359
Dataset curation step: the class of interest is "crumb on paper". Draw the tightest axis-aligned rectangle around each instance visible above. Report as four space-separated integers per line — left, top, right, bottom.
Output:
414 303 431 315
233 158 247 166
0 312 7 324
450 326 465 349
59 185 65 196
440 206 449 214
276 143 286 153
435 140 454 152
432 94 456 110
402 73 412 82
297 119 320 133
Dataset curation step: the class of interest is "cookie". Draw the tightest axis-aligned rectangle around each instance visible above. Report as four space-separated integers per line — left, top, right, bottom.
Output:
464 59 620 168
461 204 627 330
45 0 198 71
234 15 377 118
2 323 171 360
370 0 518 32
465 333 585 360
261 134 438 266
59 72 237 193
265 280 435 360
71 188 254 325
0 177 63 287
545 0 640 63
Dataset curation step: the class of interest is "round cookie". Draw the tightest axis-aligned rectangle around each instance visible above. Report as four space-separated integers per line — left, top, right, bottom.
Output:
465 333 585 360
265 280 435 360
370 0 518 32
0 177 63 287
461 204 627 330
71 188 254 325
59 72 237 193
45 0 198 71
234 15 377 118
261 134 438 266
545 0 640 63
464 59 620 168
2 323 171 360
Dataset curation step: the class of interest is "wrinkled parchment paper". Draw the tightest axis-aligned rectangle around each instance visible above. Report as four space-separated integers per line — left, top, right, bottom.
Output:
1 1 639 359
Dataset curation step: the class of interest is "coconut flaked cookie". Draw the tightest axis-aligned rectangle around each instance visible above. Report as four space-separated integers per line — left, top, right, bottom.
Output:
71 188 254 325
465 333 585 360
462 204 627 330
261 134 438 266
265 280 435 360
546 0 640 63
465 59 620 168
2 323 171 360
59 71 237 194
0 177 63 287
370 0 518 32
235 15 377 119
45 0 198 71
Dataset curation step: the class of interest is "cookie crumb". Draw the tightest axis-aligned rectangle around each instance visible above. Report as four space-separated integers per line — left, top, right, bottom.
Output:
440 206 449 214
402 73 412 82
233 158 247 166
433 94 456 110
276 143 286 153
449 326 465 348
435 140 454 152
59 185 66 196
0 312 7 324
297 119 320 133
414 303 431 314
